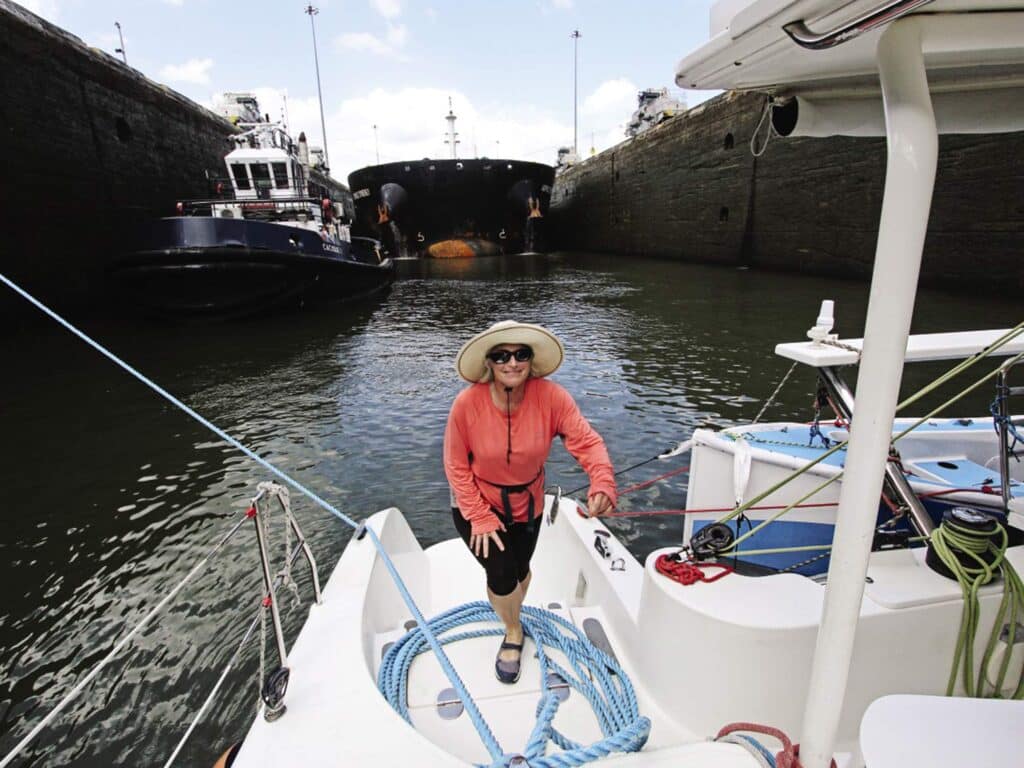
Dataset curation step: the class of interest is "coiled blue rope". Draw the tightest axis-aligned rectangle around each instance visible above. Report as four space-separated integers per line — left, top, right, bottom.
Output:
379 601 651 767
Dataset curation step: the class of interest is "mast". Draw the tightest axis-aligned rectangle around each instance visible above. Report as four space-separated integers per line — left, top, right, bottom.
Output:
444 97 459 159
798 18 938 767
305 5 330 171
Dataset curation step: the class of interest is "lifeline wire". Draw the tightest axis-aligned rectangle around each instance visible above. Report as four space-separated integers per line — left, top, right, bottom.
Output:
565 439 693 497
0 274 503 764
753 361 799 424
162 612 261 768
164 539 309 767
0 513 250 768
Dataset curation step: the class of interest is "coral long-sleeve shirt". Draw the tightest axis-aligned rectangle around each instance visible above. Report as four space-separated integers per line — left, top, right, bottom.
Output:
444 378 617 535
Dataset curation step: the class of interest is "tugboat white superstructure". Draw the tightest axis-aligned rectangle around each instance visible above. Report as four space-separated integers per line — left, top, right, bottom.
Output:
110 97 394 319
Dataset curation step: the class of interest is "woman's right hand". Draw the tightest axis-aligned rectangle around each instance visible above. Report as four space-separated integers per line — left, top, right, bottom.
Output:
470 530 506 559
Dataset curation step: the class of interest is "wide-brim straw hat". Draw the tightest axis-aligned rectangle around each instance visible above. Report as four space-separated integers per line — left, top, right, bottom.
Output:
455 320 565 383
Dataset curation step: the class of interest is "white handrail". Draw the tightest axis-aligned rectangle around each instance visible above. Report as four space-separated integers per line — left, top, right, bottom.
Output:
782 0 935 50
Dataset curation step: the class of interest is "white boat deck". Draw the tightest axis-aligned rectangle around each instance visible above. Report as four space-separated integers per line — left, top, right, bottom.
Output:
861 695 1024 767
229 495 1024 766
230 505 764 766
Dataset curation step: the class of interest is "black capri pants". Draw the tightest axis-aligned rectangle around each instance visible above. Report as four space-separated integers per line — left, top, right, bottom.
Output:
452 508 542 596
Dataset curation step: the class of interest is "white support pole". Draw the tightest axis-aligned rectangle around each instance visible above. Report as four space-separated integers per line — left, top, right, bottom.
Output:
798 19 937 768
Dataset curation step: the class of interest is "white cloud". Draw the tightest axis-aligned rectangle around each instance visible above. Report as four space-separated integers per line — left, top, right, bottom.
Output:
337 22 408 58
551 0 574 7
582 78 637 117
160 57 214 84
371 0 402 19
162 0 184 6
339 32 393 56
386 23 407 46
18 0 59 21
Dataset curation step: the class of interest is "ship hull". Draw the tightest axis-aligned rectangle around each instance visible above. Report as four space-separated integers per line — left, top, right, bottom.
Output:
348 159 554 258
110 218 394 319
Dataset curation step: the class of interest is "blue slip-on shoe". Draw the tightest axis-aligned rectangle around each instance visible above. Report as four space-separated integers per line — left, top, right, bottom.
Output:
495 636 524 684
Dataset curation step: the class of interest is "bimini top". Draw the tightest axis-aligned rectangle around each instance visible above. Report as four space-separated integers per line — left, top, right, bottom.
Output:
776 328 1024 367
675 0 1024 95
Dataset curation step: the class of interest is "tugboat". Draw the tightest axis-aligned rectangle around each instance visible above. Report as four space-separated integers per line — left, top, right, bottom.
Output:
348 100 554 258
110 96 394 319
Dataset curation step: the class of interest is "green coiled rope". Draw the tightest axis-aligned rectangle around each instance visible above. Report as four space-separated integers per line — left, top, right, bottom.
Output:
930 518 1024 698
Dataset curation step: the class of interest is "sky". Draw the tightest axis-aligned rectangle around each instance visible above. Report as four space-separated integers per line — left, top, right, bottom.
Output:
18 0 721 182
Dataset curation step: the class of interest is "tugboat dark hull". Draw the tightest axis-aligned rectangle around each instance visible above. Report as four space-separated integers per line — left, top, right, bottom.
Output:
111 218 394 319
348 159 554 258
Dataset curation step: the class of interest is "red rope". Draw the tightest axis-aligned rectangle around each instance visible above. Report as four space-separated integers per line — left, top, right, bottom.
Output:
591 500 840 519
880 490 901 515
618 464 689 496
918 485 1002 497
716 722 837 768
655 554 733 585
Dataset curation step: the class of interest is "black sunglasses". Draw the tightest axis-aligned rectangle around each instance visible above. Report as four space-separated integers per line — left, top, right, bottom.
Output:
486 347 533 364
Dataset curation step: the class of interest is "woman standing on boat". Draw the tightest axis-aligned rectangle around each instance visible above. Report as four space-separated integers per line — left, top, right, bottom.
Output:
444 320 617 683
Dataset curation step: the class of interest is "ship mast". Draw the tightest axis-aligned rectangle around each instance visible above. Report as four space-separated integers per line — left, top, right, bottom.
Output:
444 97 460 160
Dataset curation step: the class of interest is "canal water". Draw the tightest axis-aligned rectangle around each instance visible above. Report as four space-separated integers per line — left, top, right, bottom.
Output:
0 252 1019 765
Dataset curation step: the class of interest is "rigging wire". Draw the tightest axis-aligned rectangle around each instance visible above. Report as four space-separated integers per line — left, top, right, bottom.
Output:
0 513 250 768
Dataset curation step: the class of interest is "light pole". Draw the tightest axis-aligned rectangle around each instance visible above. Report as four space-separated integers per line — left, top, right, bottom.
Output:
372 124 380 164
571 29 581 156
305 5 330 170
114 22 127 65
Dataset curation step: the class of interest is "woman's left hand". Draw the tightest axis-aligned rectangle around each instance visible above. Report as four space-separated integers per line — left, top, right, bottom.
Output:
587 492 612 517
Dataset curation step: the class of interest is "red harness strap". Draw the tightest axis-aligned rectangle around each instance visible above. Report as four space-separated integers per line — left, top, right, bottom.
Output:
654 553 733 585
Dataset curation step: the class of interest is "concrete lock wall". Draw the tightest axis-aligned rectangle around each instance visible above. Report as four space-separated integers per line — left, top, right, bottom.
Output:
0 0 236 315
550 91 1024 293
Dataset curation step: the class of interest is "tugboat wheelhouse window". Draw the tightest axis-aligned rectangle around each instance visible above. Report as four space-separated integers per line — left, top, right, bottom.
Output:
231 163 251 190
251 163 272 190
272 162 289 189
